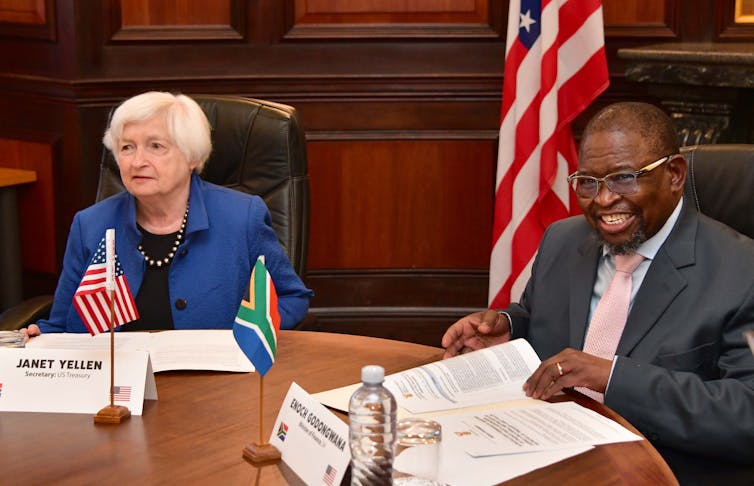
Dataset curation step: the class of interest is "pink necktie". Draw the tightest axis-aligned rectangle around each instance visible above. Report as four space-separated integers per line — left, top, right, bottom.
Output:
578 252 645 403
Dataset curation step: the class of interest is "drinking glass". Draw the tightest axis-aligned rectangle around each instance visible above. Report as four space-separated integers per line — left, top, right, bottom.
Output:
393 417 442 485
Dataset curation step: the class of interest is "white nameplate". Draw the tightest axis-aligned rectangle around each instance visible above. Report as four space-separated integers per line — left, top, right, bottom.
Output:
0 347 157 415
270 382 350 486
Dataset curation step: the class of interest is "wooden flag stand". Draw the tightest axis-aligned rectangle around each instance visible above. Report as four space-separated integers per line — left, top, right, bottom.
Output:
242 375 281 464
94 233 130 425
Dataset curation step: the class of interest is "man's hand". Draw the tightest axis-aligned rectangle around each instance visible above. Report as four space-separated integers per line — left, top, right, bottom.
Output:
441 309 511 359
523 348 612 400
20 324 41 343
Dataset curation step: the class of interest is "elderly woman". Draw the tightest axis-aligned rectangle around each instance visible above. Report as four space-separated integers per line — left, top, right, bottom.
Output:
25 91 311 337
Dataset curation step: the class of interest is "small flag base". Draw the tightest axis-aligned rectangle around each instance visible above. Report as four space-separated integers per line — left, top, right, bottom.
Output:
242 442 281 465
93 405 131 424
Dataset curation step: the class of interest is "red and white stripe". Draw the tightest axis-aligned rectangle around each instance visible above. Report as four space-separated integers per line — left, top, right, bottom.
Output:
73 266 138 336
489 0 609 307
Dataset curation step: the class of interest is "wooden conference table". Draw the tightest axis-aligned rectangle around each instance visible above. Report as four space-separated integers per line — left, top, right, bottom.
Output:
0 331 677 485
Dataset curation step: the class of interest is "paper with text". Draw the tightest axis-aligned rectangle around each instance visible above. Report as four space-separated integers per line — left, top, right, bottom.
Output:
386 338 541 413
438 401 642 457
439 436 589 486
26 329 253 372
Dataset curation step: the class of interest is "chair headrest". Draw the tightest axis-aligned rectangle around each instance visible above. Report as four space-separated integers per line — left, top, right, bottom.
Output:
682 144 754 239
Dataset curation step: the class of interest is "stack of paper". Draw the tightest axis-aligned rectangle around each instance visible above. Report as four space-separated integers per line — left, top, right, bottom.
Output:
26 329 253 372
313 339 642 486
0 330 25 348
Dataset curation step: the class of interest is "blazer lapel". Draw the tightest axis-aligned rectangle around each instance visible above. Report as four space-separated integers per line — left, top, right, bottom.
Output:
569 236 601 349
117 194 145 293
616 201 697 356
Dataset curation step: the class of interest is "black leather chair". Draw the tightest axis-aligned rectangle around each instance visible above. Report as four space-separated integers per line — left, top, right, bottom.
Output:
681 144 754 239
665 144 754 484
0 95 309 330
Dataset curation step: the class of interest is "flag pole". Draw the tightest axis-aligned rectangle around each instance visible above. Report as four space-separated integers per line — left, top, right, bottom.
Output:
259 375 264 444
243 374 279 464
94 228 131 425
109 290 115 408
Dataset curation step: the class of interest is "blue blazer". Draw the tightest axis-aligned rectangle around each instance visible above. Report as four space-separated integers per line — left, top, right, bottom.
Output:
37 174 312 333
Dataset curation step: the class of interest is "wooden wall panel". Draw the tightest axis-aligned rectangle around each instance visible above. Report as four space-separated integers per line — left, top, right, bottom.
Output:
105 0 244 41
602 0 678 38
120 0 231 25
603 0 665 25
0 0 54 39
0 0 46 23
717 0 754 40
0 138 56 274
287 0 502 39
294 0 486 22
307 139 495 270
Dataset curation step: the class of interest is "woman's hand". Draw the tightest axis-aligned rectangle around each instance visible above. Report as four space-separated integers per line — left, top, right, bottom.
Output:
20 323 41 343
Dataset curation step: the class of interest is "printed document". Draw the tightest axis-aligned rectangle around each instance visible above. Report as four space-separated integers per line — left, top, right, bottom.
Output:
26 329 253 372
314 338 541 414
386 338 540 413
437 401 642 457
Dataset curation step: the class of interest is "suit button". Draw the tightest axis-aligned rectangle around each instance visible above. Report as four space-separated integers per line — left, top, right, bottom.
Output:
175 299 187 310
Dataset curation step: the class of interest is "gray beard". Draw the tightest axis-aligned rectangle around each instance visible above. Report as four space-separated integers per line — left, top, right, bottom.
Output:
600 227 647 256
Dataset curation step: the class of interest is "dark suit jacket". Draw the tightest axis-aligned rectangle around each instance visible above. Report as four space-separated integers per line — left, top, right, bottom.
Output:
506 198 754 464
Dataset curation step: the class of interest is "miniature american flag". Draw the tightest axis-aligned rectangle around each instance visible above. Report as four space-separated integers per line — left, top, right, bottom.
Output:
113 385 132 402
73 233 139 335
322 464 337 486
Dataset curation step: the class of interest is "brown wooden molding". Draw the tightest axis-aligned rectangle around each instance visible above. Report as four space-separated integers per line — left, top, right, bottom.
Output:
108 25 245 42
0 0 55 40
284 0 504 40
103 0 246 43
716 0 754 40
305 269 489 308
603 0 680 39
604 25 678 39
305 129 499 141
284 22 501 40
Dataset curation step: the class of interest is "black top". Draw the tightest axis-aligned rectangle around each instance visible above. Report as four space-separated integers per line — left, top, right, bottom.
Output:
125 226 176 331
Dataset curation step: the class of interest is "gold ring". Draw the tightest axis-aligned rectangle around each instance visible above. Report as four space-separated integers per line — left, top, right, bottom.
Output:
556 362 564 377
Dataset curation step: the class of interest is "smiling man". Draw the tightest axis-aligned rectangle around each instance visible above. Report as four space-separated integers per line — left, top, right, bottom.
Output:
442 102 754 480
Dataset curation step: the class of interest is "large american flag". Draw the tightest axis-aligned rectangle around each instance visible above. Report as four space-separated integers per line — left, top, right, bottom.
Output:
488 0 609 307
73 235 139 335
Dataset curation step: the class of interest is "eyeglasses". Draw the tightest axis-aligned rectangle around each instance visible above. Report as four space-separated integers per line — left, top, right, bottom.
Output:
567 154 677 199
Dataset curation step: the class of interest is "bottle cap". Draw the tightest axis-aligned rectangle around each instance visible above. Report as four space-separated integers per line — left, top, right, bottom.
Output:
361 365 385 384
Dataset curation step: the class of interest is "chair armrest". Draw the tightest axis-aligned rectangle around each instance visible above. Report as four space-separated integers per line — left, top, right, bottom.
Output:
0 295 54 330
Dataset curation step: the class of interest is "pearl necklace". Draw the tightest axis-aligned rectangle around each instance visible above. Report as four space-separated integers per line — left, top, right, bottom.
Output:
138 203 189 268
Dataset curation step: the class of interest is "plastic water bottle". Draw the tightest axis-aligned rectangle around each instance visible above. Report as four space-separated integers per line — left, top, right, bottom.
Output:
349 365 397 486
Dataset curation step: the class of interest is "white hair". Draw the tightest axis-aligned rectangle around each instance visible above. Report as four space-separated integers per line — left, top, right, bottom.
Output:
102 91 212 172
